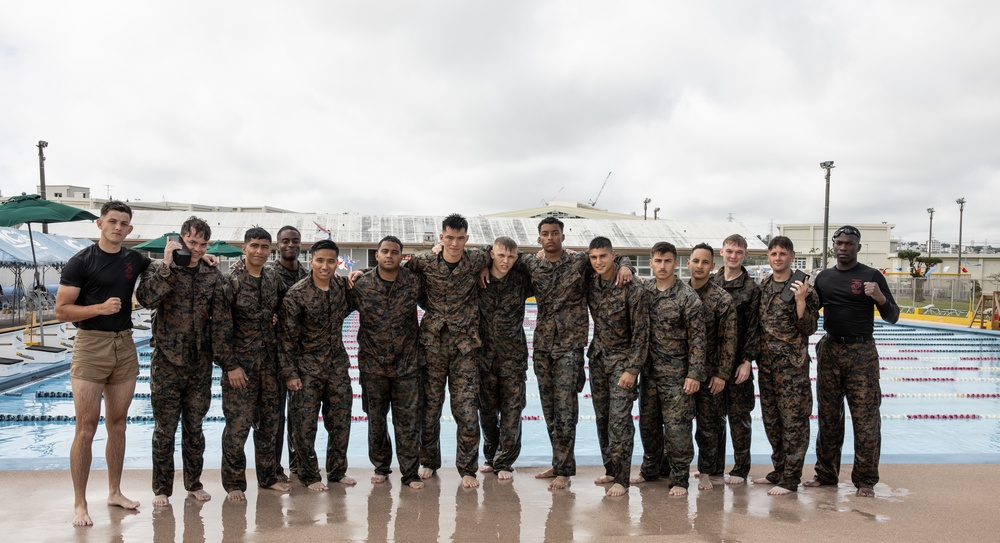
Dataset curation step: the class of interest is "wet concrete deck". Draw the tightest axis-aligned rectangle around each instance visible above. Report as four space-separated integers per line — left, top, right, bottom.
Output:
3 464 998 542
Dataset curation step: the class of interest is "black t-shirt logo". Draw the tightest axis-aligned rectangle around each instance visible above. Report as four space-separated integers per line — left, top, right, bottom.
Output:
125 262 134 280
850 278 863 295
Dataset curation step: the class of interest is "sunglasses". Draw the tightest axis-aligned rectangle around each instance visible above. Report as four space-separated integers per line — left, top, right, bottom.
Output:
832 226 861 240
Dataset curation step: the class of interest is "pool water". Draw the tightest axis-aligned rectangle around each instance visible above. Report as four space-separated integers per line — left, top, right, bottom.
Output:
2 306 999 470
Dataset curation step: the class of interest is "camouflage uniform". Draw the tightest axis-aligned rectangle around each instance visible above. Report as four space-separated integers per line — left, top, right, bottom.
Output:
220 267 286 493
348 267 424 486
137 260 233 498
267 260 309 478
690 281 737 476
587 267 649 488
710 267 761 480
513 252 632 477
477 269 533 473
406 248 490 477
277 274 354 487
757 273 820 491
637 278 706 489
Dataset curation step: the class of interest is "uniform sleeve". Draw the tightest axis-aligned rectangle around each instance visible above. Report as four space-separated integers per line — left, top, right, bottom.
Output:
277 291 303 383
796 287 821 337
136 261 176 309
614 254 637 276
625 284 650 375
742 285 762 363
406 252 431 274
874 271 900 324
715 296 738 381
685 295 708 382
212 274 236 372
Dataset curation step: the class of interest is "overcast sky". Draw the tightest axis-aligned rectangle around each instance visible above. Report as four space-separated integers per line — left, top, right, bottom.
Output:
2 1 997 246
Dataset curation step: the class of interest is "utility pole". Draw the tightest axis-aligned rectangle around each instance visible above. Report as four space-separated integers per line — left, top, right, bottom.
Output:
927 207 935 260
956 197 966 277
37 140 48 233
820 161 835 268
643 198 652 220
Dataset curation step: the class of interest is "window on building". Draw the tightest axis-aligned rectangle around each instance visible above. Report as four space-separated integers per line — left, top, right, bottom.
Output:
53 193 62 198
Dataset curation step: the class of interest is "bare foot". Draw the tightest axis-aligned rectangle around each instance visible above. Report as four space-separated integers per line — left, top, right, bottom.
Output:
407 480 425 490
698 474 714 490
668 485 688 497
856 486 875 498
72 503 93 527
480 465 494 473
535 467 556 479
725 476 746 486
227 490 246 502
337 476 357 486
768 486 793 496
605 483 628 497
307 481 328 492
594 475 614 485
803 478 835 487
152 494 170 507
418 467 435 480
371 474 387 484
107 492 140 510
266 482 291 492
462 475 480 489
752 477 775 485
630 474 648 485
548 475 570 490
497 470 513 481
188 489 211 502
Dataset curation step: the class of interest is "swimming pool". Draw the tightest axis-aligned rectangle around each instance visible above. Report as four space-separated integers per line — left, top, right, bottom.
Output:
1 306 999 470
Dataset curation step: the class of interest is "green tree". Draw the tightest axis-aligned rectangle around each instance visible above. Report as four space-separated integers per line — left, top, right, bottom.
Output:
898 250 943 302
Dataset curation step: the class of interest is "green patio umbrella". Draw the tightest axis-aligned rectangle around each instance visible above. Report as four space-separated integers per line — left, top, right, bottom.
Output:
206 240 243 258
132 232 179 253
0 194 98 345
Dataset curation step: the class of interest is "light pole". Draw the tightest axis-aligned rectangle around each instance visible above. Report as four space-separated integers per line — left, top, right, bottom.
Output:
956 197 966 276
37 140 48 233
820 161 834 268
653 207 660 220
643 198 652 220
927 207 935 259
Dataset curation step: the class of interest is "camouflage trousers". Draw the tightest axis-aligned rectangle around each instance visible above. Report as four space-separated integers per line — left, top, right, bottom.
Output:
420 341 480 477
716 376 755 479
149 355 213 497
637 372 695 489
589 355 638 488
758 352 812 491
220 359 280 492
289 370 353 486
813 336 882 489
533 349 586 477
478 358 527 473
361 370 422 485
274 380 299 478
693 381 726 475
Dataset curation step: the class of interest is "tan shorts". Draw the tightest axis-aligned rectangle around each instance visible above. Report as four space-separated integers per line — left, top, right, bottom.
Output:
70 329 140 385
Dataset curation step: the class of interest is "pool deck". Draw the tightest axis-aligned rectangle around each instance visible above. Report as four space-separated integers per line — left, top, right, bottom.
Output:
3 464 998 542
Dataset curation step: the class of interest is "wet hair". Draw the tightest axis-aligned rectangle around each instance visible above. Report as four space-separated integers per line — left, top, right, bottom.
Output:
691 242 714 258
589 236 613 251
768 236 794 253
493 236 517 252
277 225 301 238
100 200 133 219
181 216 211 241
441 213 468 233
722 234 747 249
243 226 272 244
378 235 403 253
537 216 564 233
311 239 339 256
651 241 677 258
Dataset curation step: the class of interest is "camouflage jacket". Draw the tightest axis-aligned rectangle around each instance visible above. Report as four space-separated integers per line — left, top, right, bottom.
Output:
692 280 738 382
348 267 424 378
587 266 649 375
758 273 820 367
515 251 633 355
225 266 286 372
478 269 533 370
136 260 233 369
268 260 309 290
641 278 706 381
406 248 490 355
711 266 762 368
277 275 353 381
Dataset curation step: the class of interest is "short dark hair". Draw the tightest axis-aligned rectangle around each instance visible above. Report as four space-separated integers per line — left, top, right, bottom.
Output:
651 241 677 258
243 227 272 244
311 239 339 256
100 200 133 219
442 213 468 232
378 235 403 253
277 225 301 238
768 236 794 253
589 236 613 251
493 236 517 252
722 234 747 249
181 216 211 240
537 216 564 233
691 242 714 257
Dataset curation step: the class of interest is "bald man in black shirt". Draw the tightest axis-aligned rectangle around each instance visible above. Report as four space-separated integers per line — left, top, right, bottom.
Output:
804 225 899 498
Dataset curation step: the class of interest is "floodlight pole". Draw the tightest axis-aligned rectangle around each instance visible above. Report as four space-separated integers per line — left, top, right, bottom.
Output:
927 208 935 260
37 140 48 233
956 197 966 277
820 161 834 269
643 198 652 220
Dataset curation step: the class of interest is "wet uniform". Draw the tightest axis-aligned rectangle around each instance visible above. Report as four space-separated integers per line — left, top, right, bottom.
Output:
690 281 737 476
137 260 232 498
267 260 309 478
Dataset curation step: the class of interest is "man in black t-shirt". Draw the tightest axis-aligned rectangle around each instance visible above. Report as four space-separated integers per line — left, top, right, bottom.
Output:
804 225 900 498
56 200 149 527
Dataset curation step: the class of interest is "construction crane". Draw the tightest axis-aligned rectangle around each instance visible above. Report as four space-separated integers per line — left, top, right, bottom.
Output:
540 186 565 206
589 171 612 207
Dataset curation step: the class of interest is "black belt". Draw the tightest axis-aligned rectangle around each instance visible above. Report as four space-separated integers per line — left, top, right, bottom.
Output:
825 334 872 345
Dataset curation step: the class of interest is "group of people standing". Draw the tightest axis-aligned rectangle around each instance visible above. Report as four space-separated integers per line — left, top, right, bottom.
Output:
59 200 898 528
